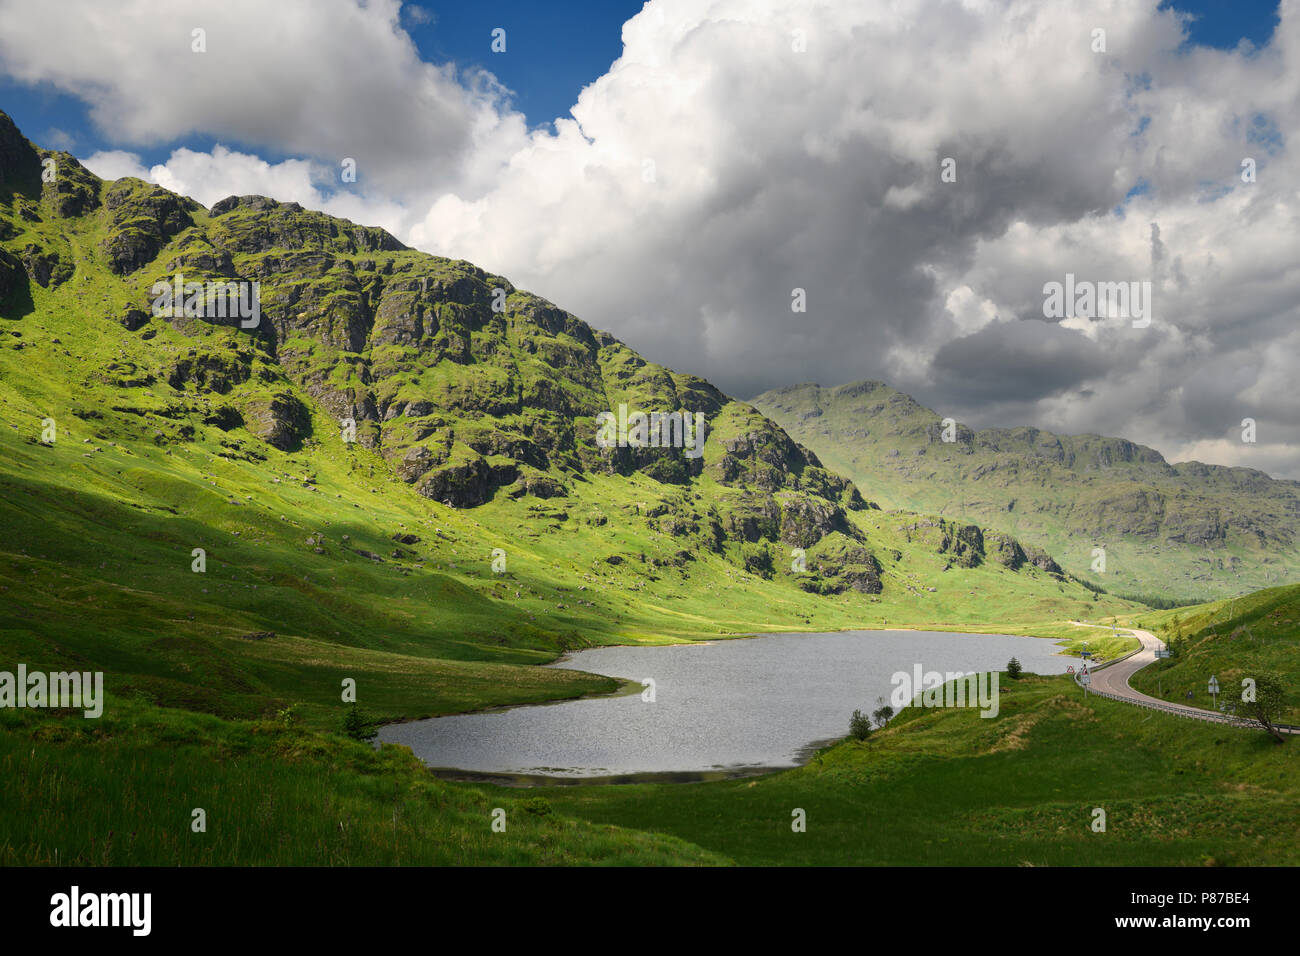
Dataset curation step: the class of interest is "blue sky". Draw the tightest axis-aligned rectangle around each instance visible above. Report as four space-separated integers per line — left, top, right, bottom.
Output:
1165 0 1280 48
405 1 646 128
0 0 1279 166
0 1 646 166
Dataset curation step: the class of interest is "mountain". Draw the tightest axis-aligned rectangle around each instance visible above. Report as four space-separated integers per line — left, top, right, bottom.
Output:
0 109 1131 728
752 381 1300 602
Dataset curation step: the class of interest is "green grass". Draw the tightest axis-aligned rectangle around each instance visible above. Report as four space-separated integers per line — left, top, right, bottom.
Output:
0 701 725 866
1129 583 1300 722
535 673 1300 866
7 668 1297 866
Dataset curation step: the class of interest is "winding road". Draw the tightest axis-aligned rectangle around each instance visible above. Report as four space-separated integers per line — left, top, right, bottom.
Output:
1068 622 1298 735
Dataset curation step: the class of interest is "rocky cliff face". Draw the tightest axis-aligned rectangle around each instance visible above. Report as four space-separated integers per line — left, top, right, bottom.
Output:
0 110 887 575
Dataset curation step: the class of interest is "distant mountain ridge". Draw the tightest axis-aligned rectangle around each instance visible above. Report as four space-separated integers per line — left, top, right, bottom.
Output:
752 381 1300 601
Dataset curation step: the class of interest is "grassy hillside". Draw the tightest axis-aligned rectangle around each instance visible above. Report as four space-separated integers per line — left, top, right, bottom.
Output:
1130 583 1300 722
0 411 1133 733
540 671 1300 866
753 381 1300 602
0 698 726 866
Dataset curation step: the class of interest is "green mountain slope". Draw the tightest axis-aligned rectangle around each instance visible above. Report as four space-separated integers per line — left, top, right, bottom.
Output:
0 108 1135 733
753 381 1300 602
0 107 1124 705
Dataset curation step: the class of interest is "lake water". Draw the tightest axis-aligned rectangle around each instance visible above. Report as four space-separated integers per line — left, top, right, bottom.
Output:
377 630 1075 781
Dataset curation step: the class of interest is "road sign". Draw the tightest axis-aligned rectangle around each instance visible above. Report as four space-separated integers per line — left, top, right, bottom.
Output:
1067 665 1075 674
1155 648 1170 658
1209 675 1219 709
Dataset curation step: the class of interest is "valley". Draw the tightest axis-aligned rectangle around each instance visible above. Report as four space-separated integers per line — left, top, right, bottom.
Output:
0 108 1295 868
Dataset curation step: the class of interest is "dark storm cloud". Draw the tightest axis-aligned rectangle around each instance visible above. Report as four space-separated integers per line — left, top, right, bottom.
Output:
930 319 1113 405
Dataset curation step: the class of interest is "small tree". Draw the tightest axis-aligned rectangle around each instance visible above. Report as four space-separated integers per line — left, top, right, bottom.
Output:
343 704 378 742
872 704 894 728
1242 672 1289 744
849 709 872 741
1006 657 1023 680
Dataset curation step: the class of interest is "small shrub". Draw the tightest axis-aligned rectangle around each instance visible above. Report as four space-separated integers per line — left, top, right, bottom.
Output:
342 704 378 742
849 709 872 741
521 796 553 816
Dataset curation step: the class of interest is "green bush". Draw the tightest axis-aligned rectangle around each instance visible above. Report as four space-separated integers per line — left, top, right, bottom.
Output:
522 796 553 816
342 705 378 742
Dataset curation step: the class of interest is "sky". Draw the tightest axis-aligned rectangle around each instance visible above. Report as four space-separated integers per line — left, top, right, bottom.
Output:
0 0 1296 479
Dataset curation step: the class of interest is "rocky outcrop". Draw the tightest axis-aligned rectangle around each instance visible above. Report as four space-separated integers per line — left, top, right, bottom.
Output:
799 541 884 594
986 532 1027 570
167 349 255 395
240 391 310 451
779 497 849 548
208 194 405 255
721 494 782 543
902 518 985 568
940 522 984 568
1023 545 1063 576
40 152 100 218
118 307 151 332
19 242 72 288
508 473 567 499
100 178 198 274
415 456 517 508
0 111 40 188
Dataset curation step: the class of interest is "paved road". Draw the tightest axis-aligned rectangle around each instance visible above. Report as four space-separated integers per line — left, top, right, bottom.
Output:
1069 622 1298 735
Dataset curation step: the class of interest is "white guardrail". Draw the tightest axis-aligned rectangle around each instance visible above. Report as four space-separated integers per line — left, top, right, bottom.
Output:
1073 661 1300 734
